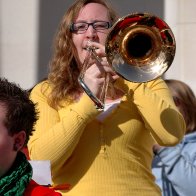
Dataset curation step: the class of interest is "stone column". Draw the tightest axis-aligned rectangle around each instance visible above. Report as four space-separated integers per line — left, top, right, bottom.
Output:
0 0 39 89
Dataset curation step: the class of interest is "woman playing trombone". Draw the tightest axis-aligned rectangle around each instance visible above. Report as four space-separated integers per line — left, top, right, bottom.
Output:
28 0 186 195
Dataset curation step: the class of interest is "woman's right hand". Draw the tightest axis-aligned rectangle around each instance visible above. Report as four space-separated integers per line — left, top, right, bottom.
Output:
83 42 119 97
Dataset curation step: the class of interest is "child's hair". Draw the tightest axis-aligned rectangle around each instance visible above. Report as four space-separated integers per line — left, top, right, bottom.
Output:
165 79 196 134
0 77 38 145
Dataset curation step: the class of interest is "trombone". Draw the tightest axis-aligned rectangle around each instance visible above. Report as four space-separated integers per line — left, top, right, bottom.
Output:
78 13 176 110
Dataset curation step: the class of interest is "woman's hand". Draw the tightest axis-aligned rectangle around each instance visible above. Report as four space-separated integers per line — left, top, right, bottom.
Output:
83 42 119 97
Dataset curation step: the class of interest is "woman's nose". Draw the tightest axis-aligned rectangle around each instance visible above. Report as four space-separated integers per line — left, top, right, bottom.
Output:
85 25 97 39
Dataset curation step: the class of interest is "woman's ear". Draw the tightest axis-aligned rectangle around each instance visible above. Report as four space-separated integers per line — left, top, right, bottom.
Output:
13 131 26 151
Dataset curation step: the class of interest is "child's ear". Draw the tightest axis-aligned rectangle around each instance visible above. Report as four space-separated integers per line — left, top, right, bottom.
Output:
13 131 26 151
173 96 181 107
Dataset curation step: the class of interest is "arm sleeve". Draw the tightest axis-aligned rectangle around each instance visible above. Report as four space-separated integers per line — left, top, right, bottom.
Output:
128 78 185 145
157 145 196 196
28 82 100 172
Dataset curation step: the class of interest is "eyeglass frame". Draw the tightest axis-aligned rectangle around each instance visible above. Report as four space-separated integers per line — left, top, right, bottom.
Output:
70 21 112 34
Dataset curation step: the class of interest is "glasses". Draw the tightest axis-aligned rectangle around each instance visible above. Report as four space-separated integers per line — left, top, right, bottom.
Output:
70 21 112 33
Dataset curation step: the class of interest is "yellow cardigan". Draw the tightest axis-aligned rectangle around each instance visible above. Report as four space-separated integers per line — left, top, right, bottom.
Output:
28 78 185 196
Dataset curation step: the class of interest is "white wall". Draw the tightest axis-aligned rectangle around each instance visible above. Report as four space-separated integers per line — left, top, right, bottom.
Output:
0 0 39 89
164 0 196 94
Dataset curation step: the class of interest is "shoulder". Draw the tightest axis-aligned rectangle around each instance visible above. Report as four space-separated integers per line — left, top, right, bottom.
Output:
31 80 51 94
24 180 62 196
117 77 168 90
184 131 196 142
30 80 52 101
182 132 196 154
145 78 168 89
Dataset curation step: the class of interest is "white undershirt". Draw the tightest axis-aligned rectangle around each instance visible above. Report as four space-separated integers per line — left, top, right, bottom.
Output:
96 99 121 122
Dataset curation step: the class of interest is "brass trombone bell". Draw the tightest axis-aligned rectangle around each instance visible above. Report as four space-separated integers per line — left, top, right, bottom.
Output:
105 12 176 82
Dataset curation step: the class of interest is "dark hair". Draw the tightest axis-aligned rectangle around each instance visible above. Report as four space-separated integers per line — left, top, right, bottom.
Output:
165 79 196 134
0 78 38 145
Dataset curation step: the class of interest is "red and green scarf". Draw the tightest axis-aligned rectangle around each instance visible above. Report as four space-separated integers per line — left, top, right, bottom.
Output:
0 151 32 196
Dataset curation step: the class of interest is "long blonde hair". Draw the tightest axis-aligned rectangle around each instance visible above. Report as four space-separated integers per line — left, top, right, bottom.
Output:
165 79 196 134
47 0 118 109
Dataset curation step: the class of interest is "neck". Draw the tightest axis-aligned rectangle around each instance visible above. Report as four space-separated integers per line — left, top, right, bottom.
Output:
0 153 17 178
0 152 32 195
107 86 124 99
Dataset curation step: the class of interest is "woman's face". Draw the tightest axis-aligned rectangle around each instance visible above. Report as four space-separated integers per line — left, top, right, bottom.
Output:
72 3 111 64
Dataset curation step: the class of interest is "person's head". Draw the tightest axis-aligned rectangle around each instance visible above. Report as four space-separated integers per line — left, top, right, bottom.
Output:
0 78 38 177
165 79 196 134
48 0 118 108
70 0 117 64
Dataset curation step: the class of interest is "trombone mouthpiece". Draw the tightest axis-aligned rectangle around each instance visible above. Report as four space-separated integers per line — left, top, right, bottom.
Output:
86 40 99 51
